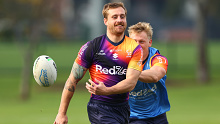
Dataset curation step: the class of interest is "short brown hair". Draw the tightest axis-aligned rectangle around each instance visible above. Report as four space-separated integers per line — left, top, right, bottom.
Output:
102 2 127 19
128 22 153 39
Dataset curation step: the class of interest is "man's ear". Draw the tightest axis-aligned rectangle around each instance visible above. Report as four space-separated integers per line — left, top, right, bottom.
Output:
104 18 108 26
149 39 152 47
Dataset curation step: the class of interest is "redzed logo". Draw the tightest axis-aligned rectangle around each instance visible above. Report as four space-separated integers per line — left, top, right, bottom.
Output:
96 64 127 75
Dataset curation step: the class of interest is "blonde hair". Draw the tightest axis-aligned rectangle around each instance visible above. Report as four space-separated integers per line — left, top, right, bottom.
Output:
102 2 127 19
128 22 153 39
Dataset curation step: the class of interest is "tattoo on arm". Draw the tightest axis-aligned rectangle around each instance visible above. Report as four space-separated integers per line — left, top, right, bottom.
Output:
64 62 87 92
71 62 86 80
64 79 75 92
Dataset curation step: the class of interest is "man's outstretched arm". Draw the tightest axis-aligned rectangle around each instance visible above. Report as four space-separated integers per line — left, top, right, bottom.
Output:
54 62 87 124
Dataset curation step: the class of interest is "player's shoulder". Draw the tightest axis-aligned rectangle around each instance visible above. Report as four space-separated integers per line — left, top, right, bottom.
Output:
151 52 168 64
155 52 167 58
86 34 108 53
125 35 137 43
90 34 105 44
124 35 140 49
82 34 105 50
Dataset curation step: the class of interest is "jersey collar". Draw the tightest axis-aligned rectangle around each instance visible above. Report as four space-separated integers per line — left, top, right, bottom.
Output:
105 34 125 46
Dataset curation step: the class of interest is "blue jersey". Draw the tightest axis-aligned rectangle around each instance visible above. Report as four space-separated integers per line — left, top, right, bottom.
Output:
129 47 170 119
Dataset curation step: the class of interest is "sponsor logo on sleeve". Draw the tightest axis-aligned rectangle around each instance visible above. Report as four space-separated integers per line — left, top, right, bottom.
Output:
78 44 88 60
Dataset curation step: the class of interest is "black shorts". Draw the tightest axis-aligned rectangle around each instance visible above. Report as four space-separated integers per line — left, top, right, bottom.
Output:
129 113 168 124
87 99 130 124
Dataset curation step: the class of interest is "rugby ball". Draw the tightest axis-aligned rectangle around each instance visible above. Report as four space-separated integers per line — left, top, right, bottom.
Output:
33 55 57 87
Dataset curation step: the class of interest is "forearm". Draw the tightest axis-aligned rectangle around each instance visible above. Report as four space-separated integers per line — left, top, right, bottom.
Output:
86 69 141 95
139 70 157 83
139 66 166 83
57 62 87 114
58 88 74 114
107 78 137 94
107 69 141 95
58 78 76 114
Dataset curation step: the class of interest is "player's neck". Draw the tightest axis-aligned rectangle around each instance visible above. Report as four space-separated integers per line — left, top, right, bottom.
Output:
142 48 149 61
143 53 149 61
106 32 124 43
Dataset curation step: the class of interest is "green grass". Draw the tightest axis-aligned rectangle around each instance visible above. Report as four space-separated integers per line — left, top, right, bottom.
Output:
167 80 220 124
0 41 220 124
0 83 91 124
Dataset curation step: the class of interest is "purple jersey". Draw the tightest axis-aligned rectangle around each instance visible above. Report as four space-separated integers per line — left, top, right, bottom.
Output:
75 34 143 103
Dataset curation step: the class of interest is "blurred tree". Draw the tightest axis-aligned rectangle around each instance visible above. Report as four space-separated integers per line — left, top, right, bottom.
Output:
194 0 209 83
18 0 63 100
163 0 220 83
163 0 185 19
194 0 220 83
0 0 64 100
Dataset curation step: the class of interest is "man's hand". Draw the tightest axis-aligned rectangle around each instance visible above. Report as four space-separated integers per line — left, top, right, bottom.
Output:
54 113 68 124
86 79 109 95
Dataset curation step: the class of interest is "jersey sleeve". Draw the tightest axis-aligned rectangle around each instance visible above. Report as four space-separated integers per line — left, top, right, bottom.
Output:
128 45 143 72
75 41 93 68
150 53 168 72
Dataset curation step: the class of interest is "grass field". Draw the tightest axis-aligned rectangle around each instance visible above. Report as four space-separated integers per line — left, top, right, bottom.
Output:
0 41 220 124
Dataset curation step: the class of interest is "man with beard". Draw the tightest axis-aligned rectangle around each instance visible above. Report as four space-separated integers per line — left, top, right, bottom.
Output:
54 2 143 124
